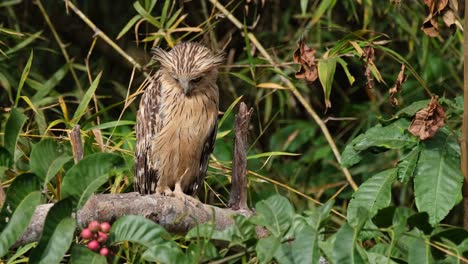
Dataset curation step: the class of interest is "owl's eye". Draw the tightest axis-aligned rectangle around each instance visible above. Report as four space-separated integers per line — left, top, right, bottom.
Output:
191 77 202 83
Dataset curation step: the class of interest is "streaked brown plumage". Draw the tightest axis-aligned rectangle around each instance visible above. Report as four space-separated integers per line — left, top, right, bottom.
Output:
134 42 223 197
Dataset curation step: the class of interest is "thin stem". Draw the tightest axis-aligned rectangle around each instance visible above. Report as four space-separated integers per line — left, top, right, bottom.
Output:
209 0 358 191
35 0 83 94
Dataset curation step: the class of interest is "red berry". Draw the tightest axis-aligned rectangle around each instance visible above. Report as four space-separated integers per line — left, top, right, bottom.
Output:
88 221 100 232
100 222 111 233
87 240 100 251
80 228 93 239
97 231 108 242
100 247 109 256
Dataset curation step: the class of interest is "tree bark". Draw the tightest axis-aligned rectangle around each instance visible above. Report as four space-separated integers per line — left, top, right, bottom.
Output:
462 1 468 230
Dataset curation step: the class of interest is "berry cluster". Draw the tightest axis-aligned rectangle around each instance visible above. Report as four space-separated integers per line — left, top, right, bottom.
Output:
80 220 112 256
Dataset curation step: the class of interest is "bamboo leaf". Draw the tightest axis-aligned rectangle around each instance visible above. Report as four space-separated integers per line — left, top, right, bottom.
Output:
4 108 27 162
71 72 102 124
318 56 337 108
14 50 33 107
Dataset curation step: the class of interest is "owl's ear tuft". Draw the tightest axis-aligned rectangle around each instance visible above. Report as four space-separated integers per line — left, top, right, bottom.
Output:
151 47 172 69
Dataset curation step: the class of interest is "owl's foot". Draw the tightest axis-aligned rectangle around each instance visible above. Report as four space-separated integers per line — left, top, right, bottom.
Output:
173 183 199 205
155 186 173 196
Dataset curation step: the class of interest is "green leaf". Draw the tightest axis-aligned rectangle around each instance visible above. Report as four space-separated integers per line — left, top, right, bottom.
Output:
256 236 281 264
71 72 102 124
333 223 365 264
414 128 463 225
133 1 162 28
15 50 33 107
300 0 308 15
110 215 170 248
247 151 299 160
0 173 40 229
347 168 397 227
318 56 337 108
250 195 295 237
116 15 141 39
291 225 319 264
0 191 42 258
4 108 27 161
0 147 12 167
30 199 76 263
83 120 135 131
70 244 107 264
61 152 124 208
160 0 171 26
397 148 420 183
32 63 69 103
395 99 431 117
44 155 73 189
354 119 415 151
218 96 243 128
408 229 434 264
228 72 256 86
143 241 187 264
30 139 67 182
29 199 76 264
311 0 336 25
366 252 398 264
186 241 218 263
5 31 42 55
337 57 355 85
341 119 417 167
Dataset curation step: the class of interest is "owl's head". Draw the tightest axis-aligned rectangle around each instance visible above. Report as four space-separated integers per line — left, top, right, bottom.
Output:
152 42 224 95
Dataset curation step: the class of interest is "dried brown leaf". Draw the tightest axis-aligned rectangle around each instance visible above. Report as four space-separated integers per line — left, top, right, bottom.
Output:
293 39 318 82
389 64 408 106
422 15 440 37
408 96 446 140
363 46 374 89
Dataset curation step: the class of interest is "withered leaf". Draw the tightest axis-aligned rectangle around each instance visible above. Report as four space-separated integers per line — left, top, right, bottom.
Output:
293 39 318 82
421 0 457 37
422 16 440 37
363 46 374 89
389 64 408 106
408 96 446 140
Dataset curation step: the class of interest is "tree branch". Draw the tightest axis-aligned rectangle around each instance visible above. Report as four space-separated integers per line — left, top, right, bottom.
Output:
17 192 252 245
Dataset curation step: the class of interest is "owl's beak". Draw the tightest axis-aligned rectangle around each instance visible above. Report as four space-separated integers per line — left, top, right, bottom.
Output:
179 80 193 96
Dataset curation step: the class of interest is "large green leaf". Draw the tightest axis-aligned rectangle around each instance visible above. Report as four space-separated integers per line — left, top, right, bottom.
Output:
0 173 40 228
30 139 68 182
60 153 123 208
143 241 188 264
250 194 295 237
29 199 76 264
0 191 42 258
0 147 12 167
4 108 27 161
110 215 170 248
333 223 365 264
318 56 337 108
397 148 420 183
407 229 434 264
256 236 281 264
341 119 417 167
291 224 319 264
414 128 463 225
347 169 397 227
70 244 107 264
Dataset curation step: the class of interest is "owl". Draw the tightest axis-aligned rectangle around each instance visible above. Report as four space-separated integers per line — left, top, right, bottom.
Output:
134 42 224 198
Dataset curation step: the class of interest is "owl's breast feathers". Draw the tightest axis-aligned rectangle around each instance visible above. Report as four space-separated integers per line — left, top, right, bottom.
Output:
134 73 218 195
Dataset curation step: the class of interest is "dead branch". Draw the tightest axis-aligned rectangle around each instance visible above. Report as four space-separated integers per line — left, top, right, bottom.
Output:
17 192 252 245
229 102 253 211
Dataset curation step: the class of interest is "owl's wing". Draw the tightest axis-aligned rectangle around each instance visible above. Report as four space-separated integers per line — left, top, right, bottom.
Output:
189 118 218 196
134 73 162 194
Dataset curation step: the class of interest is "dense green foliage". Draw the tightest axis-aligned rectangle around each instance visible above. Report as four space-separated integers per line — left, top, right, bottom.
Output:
0 0 465 263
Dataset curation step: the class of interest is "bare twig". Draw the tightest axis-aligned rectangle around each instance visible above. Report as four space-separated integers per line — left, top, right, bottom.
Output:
17 192 252 245
65 0 145 74
208 0 358 191
68 125 83 164
229 103 253 210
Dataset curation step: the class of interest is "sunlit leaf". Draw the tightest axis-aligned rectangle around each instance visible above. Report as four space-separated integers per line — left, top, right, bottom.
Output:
318 56 337 108
14 51 33 107
71 72 102 124
110 215 170 248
